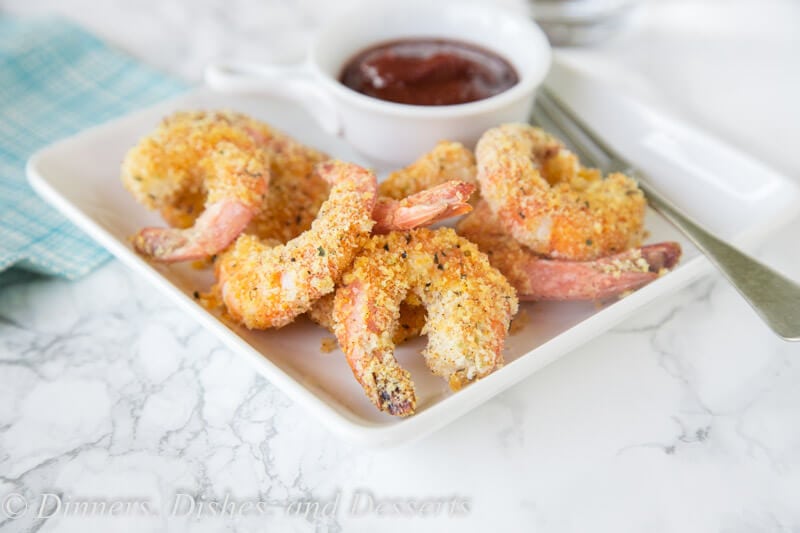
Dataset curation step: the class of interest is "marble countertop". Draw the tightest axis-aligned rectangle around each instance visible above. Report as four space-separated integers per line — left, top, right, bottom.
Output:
2 0 800 531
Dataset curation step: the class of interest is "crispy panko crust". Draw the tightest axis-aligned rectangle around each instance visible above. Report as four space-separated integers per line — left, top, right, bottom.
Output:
332 227 518 417
215 161 377 329
458 201 681 300
159 188 206 229
122 111 267 212
379 141 477 201
476 124 647 261
242 119 329 243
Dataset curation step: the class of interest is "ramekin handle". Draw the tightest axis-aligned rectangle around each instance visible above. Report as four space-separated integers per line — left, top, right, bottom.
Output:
204 61 341 135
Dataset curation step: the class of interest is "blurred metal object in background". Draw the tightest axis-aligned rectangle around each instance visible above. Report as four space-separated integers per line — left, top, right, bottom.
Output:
529 0 639 46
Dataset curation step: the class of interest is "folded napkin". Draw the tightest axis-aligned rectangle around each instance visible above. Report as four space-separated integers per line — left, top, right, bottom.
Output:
0 17 185 282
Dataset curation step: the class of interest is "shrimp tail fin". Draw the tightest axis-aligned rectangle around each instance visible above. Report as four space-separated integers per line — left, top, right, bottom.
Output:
132 227 191 261
641 242 682 272
517 241 683 301
372 180 475 233
371 364 417 417
133 200 255 262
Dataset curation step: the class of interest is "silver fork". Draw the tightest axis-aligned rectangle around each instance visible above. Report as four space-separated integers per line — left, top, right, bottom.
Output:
532 87 800 341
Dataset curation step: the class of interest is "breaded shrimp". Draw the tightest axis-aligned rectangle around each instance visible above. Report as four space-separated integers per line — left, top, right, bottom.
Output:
333 228 518 416
378 141 477 201
215 160 377 329
131 143 269 261
476 124 646 261
458 201 681 300
123 113 271 262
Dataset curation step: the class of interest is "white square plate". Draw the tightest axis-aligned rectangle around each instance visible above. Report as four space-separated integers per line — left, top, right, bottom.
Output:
27 61 800 447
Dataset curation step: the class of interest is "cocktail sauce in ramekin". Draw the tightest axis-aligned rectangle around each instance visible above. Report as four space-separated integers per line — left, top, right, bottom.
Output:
339 38 519 106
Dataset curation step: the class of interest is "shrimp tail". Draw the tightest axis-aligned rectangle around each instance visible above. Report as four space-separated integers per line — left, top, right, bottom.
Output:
640 242 682 272
372 181 475 234
457 200 681 301
517 242 683 301
132 200 255 262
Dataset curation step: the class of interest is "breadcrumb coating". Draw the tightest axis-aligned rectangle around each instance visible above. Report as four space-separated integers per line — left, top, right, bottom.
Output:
241 117 329 243
476 124 647 260
122 111 269 212
379 141 477 201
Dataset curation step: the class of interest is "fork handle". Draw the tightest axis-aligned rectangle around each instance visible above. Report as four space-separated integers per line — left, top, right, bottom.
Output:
634 174 800 341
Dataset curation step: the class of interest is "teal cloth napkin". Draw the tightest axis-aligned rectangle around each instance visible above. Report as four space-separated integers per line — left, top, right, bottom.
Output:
0 17 185 282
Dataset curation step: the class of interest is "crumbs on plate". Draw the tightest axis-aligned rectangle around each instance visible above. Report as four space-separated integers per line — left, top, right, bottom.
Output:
320 337 338 353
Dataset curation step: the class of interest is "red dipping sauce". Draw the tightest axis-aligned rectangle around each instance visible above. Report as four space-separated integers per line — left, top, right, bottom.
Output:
339 38 519 106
